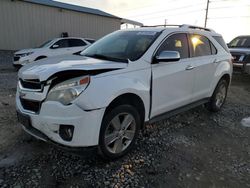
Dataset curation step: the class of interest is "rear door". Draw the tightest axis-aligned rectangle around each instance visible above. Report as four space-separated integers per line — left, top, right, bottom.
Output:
151 33 195 118
188 34 218 101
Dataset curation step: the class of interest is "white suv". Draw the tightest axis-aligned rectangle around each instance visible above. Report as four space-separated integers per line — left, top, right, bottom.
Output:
13 37 92 67
16 25 232 159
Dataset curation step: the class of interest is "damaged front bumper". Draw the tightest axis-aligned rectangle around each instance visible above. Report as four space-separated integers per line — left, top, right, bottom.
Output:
16 95 105 147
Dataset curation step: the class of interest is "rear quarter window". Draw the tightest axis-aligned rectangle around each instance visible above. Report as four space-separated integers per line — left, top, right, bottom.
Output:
213 36 229 53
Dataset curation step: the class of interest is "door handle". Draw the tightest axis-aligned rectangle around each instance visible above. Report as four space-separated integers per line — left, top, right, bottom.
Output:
185 65 194 70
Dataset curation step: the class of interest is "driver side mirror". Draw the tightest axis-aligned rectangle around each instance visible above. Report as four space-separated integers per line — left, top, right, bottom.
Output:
51 44 59 49
154 51 180 64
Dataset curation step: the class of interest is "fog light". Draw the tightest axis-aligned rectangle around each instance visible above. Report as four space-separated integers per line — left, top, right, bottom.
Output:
59 125 74 141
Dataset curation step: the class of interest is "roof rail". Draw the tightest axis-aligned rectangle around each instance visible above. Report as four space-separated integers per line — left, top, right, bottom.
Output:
142 24 182 28
180 24 215 32
141 24 215 32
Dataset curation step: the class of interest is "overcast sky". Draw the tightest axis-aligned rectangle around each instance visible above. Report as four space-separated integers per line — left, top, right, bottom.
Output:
56 0 250 42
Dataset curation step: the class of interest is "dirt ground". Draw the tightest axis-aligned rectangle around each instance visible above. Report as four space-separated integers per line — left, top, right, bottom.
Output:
0 52 249 188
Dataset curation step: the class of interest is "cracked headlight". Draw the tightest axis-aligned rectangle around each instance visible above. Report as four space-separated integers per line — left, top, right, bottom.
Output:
46 76 90 105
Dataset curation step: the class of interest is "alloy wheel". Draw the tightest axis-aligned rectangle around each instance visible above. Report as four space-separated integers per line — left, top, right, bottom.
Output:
215 84 226 108
104 113 136 154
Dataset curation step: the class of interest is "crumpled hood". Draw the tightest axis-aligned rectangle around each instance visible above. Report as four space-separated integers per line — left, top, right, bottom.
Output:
15 48 40 55
18 55 127 81
229 48 250 54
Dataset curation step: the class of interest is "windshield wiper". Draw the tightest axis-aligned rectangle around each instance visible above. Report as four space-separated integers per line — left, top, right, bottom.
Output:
85 54 128 63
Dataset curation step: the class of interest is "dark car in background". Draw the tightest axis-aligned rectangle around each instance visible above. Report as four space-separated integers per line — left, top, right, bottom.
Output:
228 35 250 72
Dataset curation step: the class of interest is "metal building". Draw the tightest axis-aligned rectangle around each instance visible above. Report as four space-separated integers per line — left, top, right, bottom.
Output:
0 0 121 50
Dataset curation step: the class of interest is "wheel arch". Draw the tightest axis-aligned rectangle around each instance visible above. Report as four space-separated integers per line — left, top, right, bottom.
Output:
210 59 232 97
104 93 146 129
210 72 231 97
220 73 231 84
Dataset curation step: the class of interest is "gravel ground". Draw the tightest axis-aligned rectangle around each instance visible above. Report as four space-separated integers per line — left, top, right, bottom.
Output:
0 51 249 188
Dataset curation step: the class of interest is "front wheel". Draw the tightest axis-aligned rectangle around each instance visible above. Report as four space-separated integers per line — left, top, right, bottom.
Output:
98 105 141 160
206 79 229 112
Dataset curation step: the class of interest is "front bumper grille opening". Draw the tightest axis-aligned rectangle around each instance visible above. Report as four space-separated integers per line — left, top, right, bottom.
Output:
20 79 43 90
20 98 41 113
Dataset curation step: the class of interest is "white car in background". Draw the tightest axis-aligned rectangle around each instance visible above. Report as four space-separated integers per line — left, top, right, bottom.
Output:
13 37 93 67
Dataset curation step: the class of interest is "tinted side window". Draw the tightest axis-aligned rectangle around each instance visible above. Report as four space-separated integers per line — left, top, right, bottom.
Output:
53 39 69 48
68 39 86 47
190 34 211 57
213 36 229 52
157 33 189 59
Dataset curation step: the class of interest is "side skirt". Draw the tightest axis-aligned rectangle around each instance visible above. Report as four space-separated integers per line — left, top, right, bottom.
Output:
148 98 210 124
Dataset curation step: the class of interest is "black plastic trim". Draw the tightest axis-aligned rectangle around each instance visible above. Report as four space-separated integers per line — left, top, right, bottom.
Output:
148 98 209 124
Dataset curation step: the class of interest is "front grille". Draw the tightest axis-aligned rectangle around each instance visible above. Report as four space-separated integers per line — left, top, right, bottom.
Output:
20 98 41 113
14 56 20 61
20 79 43 90
244 55 250 63
231 53 245 63
232 54 241 62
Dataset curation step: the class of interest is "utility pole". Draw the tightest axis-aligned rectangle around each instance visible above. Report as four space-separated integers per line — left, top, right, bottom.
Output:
204 0 210 27
164 19 168 26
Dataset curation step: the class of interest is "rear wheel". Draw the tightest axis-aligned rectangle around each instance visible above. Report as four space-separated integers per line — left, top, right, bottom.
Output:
206 79 229 112
98 105 140 159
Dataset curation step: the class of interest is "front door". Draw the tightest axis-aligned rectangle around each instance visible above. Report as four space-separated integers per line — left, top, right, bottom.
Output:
151 33 195 118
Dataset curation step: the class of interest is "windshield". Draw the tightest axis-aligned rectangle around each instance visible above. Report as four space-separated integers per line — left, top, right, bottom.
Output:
81 30 161 62
38 40 53 48
228 36 250 48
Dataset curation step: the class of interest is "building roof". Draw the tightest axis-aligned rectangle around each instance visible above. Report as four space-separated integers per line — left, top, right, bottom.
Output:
23 0 120 19
121 18 143 26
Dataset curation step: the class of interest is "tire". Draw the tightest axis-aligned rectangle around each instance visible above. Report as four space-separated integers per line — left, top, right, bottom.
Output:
98 105 141 160
206 79 229 112
35 56 47 61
